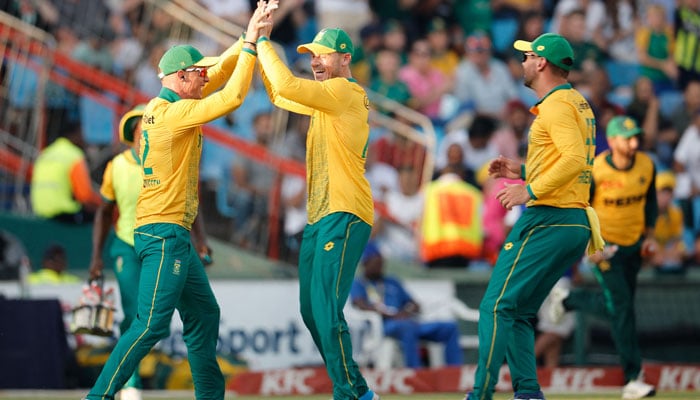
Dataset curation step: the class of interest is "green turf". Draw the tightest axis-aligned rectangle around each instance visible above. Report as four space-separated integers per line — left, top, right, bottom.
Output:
0 391 697 400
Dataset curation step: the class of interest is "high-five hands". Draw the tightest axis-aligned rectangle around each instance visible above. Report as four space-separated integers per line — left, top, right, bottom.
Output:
245 0 277 43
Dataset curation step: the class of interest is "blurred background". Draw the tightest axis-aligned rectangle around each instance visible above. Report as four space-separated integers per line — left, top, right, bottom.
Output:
0 0 699 395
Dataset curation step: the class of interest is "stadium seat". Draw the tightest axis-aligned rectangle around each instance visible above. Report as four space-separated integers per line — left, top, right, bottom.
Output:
79 94 116 145
658 90 684 118
604 60 640 89
491 18 519 54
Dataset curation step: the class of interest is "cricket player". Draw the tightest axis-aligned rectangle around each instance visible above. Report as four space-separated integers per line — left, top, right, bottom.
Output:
466 33 603 400
253 9 379 400
84 4 270 399
550 116 658 399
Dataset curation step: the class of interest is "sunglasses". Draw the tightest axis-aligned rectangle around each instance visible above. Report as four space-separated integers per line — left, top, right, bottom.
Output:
184 66 208 77
522 52 538 62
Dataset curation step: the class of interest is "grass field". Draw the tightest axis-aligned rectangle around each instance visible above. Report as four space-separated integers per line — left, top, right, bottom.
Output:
0 391 697 400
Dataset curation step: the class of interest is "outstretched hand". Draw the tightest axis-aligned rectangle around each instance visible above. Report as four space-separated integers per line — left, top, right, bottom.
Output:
488 155 521 180
246 0 276 42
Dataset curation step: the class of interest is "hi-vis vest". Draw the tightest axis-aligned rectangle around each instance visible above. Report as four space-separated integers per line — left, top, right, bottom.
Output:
420 175 483 263
30 138 84 217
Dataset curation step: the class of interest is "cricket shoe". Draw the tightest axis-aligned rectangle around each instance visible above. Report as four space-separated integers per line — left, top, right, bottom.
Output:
512 390 546 399
358 389 380 400
622 379 656 399
548 286 569 324
118 387 142 400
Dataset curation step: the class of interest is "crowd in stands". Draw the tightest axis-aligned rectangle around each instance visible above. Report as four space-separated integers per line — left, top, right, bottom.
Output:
2 0 700 272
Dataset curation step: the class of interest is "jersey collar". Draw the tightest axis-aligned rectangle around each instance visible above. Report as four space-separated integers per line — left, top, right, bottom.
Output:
158 87 181 102
535 83 573 106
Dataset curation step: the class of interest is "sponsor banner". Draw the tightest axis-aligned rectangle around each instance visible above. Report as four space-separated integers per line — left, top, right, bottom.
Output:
229 364 700 395
0 280 455 371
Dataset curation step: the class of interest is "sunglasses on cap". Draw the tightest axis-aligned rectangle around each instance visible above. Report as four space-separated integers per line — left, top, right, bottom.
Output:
184 66 208 77
521 52 538 62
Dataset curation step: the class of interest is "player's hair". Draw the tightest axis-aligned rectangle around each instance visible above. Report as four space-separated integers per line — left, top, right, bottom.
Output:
549 63 570 79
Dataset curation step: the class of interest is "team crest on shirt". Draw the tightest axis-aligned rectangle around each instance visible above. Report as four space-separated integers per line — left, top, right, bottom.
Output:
116 256 123 274
324 242 334 251
173 259 181 275
504 242 514 251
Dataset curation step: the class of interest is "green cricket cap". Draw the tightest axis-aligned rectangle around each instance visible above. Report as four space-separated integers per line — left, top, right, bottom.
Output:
119 105 145 145
606 116 641 138
514 33 574 71
297 28 354 56
157 44 218 79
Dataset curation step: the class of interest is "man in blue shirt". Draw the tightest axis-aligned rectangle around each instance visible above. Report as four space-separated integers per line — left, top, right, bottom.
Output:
350 242 463 368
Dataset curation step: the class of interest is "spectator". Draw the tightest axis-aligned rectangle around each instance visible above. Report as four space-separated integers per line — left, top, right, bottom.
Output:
669 80 700 137
436 114 499 177
382 20 409 64
230 111 277 249
651 171 687 274
399 38 453 123
673 109 700 237
433 142 477 187
584 66 624 154
373 166 424 263
278 114 309 265
559 8 607 87
478 164 522 267
352 22 385 85
625 77 666 154
365 144 400 204
636 3 677 94
491 99 532 161
674 1 700 89
315 0 371 43
369 48 414 112
371 119 427 173
420 165 483 268
28 244 81 284
597 0 637 63
551 0 606 42
350 241 464 368
453 32 518 118
506 10 546 85
427 17 459 78
30 121 102 224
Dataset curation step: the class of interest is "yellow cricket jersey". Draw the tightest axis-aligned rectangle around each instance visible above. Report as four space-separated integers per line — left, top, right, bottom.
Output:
257 39 374 226
655 205 684 247
101 149 142 246
136 45 257 230
525 83 595 208
591 151 658 246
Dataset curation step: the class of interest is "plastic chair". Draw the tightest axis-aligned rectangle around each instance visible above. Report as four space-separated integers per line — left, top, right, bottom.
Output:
346 280 480 369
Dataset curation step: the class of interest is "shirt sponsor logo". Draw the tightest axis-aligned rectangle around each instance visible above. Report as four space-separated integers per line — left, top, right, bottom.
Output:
143 178 160 187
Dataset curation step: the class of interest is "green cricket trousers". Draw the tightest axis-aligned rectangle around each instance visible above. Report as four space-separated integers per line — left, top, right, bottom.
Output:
88 223 223 400
298 212 372 400
472 206 590 400
110 237 142 390
563 239 644 382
